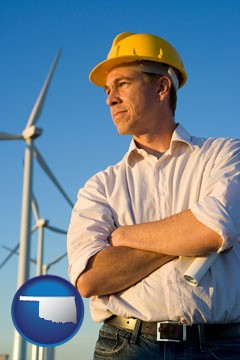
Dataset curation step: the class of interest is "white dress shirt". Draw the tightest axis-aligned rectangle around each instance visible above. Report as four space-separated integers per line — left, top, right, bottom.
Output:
67 124 240 324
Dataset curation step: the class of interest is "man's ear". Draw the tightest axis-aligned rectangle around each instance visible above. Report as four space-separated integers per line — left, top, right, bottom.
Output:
158 76 171 98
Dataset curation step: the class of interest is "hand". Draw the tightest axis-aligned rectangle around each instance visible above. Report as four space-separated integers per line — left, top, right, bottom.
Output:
108 227 126 247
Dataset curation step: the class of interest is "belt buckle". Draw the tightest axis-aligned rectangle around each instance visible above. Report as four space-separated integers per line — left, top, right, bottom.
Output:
156 321 187 342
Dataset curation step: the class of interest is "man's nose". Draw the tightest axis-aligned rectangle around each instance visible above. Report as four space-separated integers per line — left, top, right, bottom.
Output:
106 89 121 107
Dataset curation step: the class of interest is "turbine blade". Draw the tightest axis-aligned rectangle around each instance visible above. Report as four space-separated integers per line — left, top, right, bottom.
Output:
31 224 38 233
33 146 74 208
47 252 67 267
25 49 61 128
0 132 23 140
2 245 37 264
0 243 19 269
46 224 67 235
2 244 16 252
31 193 40 222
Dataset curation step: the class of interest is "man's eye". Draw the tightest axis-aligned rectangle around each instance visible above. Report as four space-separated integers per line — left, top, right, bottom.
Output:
119 81 128 87
104 88 110 96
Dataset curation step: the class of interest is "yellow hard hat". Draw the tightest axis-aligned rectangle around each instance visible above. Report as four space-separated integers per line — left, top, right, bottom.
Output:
89 32 187 89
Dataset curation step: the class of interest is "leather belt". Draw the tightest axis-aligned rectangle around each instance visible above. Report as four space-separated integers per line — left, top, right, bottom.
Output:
104 316 240 342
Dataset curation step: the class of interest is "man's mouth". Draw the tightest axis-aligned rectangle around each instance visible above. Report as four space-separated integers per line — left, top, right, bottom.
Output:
112 110 127 120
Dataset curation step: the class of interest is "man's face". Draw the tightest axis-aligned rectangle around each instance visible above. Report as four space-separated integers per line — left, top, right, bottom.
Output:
105 66 162 136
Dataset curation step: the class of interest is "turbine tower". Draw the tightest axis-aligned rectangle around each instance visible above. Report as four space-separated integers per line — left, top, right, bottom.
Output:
0 50 70 360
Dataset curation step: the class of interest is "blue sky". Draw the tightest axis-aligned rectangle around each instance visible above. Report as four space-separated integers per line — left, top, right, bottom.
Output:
0 1 240 359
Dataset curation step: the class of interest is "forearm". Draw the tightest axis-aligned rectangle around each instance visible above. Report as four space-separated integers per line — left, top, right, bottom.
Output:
77 246 175 297
110 210 223 256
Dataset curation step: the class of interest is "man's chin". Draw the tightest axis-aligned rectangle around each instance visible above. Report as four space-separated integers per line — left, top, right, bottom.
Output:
115 124 134 136
117 128 133 136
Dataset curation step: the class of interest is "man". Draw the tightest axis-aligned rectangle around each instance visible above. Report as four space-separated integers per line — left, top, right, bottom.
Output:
67 32 240 359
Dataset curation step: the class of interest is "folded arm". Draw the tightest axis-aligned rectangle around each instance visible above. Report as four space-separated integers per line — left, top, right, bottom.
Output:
72 140 240 298
77 247 175 297
76 209 222 298
109 209 223 256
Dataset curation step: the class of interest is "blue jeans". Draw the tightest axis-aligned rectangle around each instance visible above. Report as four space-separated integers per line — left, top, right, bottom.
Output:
93 323 240 359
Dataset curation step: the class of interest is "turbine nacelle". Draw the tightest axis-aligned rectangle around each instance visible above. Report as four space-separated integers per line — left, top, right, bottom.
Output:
36 218 49 228
22 125 42 141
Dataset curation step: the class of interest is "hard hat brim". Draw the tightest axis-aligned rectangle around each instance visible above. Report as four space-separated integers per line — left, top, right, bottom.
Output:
89 55 187 89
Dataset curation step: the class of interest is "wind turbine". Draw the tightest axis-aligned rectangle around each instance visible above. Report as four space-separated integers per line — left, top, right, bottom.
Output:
1 244 67 274
0 194 67 272
1 193 68 360
2 244 67 360
1 244 67 273
30 194 65 360
30 193 68 277
0 192 69 360
0 49 72 360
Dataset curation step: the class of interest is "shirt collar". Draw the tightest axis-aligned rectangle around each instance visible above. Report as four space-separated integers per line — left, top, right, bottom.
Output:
126 123 194 167
170 123 194 152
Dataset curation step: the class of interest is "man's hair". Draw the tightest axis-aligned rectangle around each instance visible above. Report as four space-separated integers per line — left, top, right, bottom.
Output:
143 72 177 116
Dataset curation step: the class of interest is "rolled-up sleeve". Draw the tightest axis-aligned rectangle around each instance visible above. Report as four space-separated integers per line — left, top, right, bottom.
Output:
67 173 115 286
191 139 240 252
